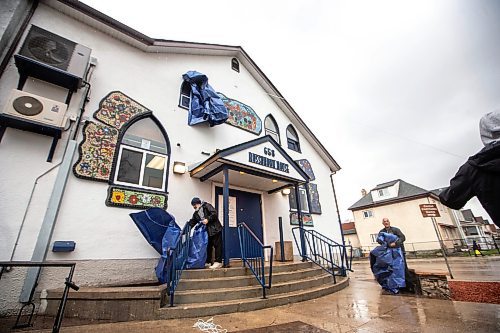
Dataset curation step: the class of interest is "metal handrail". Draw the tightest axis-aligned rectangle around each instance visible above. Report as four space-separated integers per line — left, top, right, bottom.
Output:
237 223 273 299
292 227 352 283
0 261 79 333
165 223 192 307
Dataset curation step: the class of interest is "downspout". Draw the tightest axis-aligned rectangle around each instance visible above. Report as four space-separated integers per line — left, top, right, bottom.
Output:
20 80 92 302
330 172 348 272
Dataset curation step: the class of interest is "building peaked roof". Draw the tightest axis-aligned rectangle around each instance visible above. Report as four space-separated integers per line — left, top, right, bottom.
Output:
39 0 340 172
349 179 434 211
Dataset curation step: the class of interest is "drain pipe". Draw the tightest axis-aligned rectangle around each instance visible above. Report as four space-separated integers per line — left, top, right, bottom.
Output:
20 81 91 302
329 172 348 273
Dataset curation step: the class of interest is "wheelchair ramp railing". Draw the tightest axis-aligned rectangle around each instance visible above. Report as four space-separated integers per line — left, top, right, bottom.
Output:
292 227 352 283
237 222 273 298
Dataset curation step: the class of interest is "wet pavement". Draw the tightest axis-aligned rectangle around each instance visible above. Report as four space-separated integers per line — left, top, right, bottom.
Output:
31 257 499 333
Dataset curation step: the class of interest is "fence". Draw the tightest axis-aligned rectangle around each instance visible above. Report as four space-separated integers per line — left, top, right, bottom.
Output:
354 236 500 259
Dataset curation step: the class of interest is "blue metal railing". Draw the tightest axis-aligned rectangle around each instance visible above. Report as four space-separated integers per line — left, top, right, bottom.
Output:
292 227 352 284
166 223 191 307
237 223 273 298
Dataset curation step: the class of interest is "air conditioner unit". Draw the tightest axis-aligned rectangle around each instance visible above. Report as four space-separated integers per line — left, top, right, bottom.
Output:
1 89 68 128
14 25 91 91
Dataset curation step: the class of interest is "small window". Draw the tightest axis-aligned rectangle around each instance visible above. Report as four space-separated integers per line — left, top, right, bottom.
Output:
370 234 379 243
114 117 169 191
289 185 310 213
363 210 373 218
286 125 301 152
378 188 389 197
264 115 280 144
231 58 240 72
179 81 191 109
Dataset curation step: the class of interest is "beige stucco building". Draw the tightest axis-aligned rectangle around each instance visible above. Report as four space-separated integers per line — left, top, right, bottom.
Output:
349 180 462 254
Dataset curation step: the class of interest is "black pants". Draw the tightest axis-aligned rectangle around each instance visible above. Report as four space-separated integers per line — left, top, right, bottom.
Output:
206 231 222 264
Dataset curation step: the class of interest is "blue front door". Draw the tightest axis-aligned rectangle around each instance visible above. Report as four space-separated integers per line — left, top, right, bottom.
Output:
215 187 263 259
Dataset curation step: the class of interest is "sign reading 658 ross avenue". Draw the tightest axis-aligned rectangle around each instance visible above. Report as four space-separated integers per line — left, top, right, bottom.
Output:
419 204 441 218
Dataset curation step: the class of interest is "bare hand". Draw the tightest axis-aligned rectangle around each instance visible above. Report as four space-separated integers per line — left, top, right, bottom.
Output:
389 242 396 248
202 219 208 225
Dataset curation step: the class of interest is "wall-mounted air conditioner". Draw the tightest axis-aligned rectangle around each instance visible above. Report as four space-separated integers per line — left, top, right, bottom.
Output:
14 25 91 91
1 89 68 128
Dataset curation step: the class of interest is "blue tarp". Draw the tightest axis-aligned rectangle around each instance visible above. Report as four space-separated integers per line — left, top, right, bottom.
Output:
129 208 181 284
182 71 228 126
370 232 406 294
186 223 208 269
129 208 178 255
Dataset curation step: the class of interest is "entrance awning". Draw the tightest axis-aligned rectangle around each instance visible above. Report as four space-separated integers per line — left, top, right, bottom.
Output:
189 136 310 192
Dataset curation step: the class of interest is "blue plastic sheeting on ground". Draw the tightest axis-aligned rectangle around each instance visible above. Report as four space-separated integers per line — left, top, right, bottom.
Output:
370 232 406 294
186 223 208 269
129 208 178 255
182 71 228 127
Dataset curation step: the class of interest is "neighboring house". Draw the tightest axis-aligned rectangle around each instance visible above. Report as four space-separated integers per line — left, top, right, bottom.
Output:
349 180 462 253
0 0 343 312
341 222 362 257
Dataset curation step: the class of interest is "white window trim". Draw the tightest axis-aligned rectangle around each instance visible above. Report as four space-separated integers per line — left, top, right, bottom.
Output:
290 186 310 214
114 144 168 192
370 233 378 244
363 210 374 218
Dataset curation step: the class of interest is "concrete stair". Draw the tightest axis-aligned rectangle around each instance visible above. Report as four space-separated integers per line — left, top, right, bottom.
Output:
42 261 349 322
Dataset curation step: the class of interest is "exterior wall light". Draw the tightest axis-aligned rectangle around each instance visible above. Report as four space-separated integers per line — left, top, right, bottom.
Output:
173 161 187 174
281 188 291 195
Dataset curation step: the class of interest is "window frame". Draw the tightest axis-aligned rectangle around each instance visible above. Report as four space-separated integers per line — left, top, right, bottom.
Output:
231 57 240 72
289 185 310 214
377 188 389 197
370 233 379 244
264 114 280 145
286 125 301 153
179 81 191 110
363 210 374 218
113 144 169 192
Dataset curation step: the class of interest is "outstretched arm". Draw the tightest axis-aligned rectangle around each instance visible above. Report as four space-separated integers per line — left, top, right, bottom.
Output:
439 163 474 209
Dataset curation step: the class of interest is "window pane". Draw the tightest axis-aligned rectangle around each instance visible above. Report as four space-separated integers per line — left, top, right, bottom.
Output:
287 126 298 141
265 116 277 132
299 188 309 212
266 129 279 143
122 118 167 154
117 148 142 184
142 154 165 189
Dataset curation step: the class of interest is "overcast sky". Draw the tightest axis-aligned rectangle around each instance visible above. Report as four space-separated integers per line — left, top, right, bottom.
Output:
82 0 500 223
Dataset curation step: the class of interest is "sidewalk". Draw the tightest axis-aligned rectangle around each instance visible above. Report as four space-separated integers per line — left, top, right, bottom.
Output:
31 274 499 333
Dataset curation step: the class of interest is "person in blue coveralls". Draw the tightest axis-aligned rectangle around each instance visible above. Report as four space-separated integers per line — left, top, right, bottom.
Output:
188 197 223 269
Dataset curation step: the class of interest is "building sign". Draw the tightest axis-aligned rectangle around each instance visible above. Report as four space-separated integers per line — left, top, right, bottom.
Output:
218 195 237 227
248 147 289 173
419 204 441 218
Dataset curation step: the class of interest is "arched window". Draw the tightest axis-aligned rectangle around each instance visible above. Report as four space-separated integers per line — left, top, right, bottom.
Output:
231 58 240 72
286 125 301 152
114 116 170 191
264 115 280 144
179 81 191 109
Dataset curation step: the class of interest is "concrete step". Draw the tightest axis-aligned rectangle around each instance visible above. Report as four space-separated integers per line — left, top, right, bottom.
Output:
176 266 324 291
156 277 349 320
172 273 334 304
181 261 313 279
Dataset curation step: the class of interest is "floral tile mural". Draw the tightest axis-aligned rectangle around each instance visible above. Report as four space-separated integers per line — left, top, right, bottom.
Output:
73 121 119 181
73 91 151 182
295 159 316 181
218 93 262 135
290 212 314 227
106 186 167 209
94 91 151 130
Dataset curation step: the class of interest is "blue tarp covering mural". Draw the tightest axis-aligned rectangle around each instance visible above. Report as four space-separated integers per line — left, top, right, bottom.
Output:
370 232 406 294
182 71 228 126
